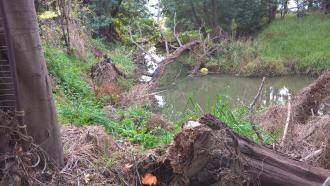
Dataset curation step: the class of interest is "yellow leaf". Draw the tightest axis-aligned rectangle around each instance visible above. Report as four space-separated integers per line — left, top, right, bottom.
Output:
141 173 157 186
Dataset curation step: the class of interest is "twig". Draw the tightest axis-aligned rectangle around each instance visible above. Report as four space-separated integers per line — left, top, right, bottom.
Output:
173 12 182 47
281 93 292 146
133 156 142 186
249 77 266 144
157 0 169 56
249 77 266 110
300 149 323 161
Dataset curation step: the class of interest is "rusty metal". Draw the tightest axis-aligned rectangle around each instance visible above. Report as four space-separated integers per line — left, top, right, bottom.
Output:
0 1 25 133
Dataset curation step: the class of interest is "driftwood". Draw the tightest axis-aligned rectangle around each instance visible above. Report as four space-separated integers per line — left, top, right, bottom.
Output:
142 115 330 186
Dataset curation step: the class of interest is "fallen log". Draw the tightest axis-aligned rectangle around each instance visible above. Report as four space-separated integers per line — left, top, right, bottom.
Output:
149 40 201 87
142 115 330 186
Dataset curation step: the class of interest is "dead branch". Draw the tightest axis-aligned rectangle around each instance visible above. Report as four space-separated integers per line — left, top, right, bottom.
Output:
281 93 292 146
149 40 201 87
157 0 169 56
301 149 323 161
248 77 266 143
173 12 182 47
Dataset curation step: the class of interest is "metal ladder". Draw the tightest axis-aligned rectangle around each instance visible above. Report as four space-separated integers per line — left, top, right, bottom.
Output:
0 3 25 131
0 16 16 115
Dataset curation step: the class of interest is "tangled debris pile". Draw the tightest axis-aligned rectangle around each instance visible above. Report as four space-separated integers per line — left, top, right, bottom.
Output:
256 71 330 166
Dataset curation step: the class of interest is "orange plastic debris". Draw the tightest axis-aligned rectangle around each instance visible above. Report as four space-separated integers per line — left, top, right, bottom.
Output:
141 173 157 186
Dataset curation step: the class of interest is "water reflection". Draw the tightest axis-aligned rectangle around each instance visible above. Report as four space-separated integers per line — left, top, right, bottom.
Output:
156 75 313 120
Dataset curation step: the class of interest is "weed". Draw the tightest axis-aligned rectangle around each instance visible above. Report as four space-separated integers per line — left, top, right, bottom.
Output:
182 96 276 144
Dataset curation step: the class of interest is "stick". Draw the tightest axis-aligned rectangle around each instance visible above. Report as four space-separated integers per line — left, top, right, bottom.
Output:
300 149 323 161
173 12 182 47
157 0 169 56
249 77 266 110
281 93 292 146
249 77 266 144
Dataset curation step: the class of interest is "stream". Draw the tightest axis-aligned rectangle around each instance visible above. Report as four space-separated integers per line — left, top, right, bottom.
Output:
141 48 314 121
156 74 313 120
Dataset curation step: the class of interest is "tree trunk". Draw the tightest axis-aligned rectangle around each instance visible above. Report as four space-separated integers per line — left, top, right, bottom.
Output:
146 115 330 186
2 0 64 167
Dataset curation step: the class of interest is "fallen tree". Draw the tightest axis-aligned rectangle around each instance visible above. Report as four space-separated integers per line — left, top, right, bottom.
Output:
149 40 201 87
140 115 330 186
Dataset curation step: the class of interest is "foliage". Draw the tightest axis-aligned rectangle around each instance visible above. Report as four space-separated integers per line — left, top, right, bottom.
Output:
38 10 58 19
161 0 277 34
44 46 172 149
116 105 173 148
44 46 105 125
80 0 156 41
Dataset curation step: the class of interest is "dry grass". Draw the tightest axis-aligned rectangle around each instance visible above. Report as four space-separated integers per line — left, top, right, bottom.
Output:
54 125 142 185
93 83 122 98
120 84 151 106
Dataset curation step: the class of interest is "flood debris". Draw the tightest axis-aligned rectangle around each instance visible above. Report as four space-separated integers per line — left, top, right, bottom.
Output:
138 115 330 186
255 71 330 167
257 70 330 130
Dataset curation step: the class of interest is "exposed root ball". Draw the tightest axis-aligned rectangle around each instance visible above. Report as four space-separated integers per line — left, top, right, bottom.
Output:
91 58 122 86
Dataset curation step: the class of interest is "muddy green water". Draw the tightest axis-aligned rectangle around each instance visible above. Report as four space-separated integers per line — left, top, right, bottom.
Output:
155 74 314 120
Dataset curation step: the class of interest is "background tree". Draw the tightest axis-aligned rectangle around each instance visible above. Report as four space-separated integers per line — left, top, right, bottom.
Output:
81 0 150 41
161 0 279 36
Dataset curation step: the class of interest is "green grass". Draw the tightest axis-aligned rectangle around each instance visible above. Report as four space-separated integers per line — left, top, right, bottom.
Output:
90 39 136 77
186 13 330 76
44 46 172 149
183 96 275 144
256 13 330 74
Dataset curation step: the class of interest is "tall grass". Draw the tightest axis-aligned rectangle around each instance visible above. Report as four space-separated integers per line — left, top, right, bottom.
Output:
256 13 330 74
183 96 275 144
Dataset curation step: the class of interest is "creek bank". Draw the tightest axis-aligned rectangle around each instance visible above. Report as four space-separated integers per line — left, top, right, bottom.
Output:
177 56 322 78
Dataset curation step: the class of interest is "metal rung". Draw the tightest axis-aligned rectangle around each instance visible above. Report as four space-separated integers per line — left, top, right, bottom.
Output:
0 100 15 103
0 106 15 108
0 94 14 97
0 82 12 85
